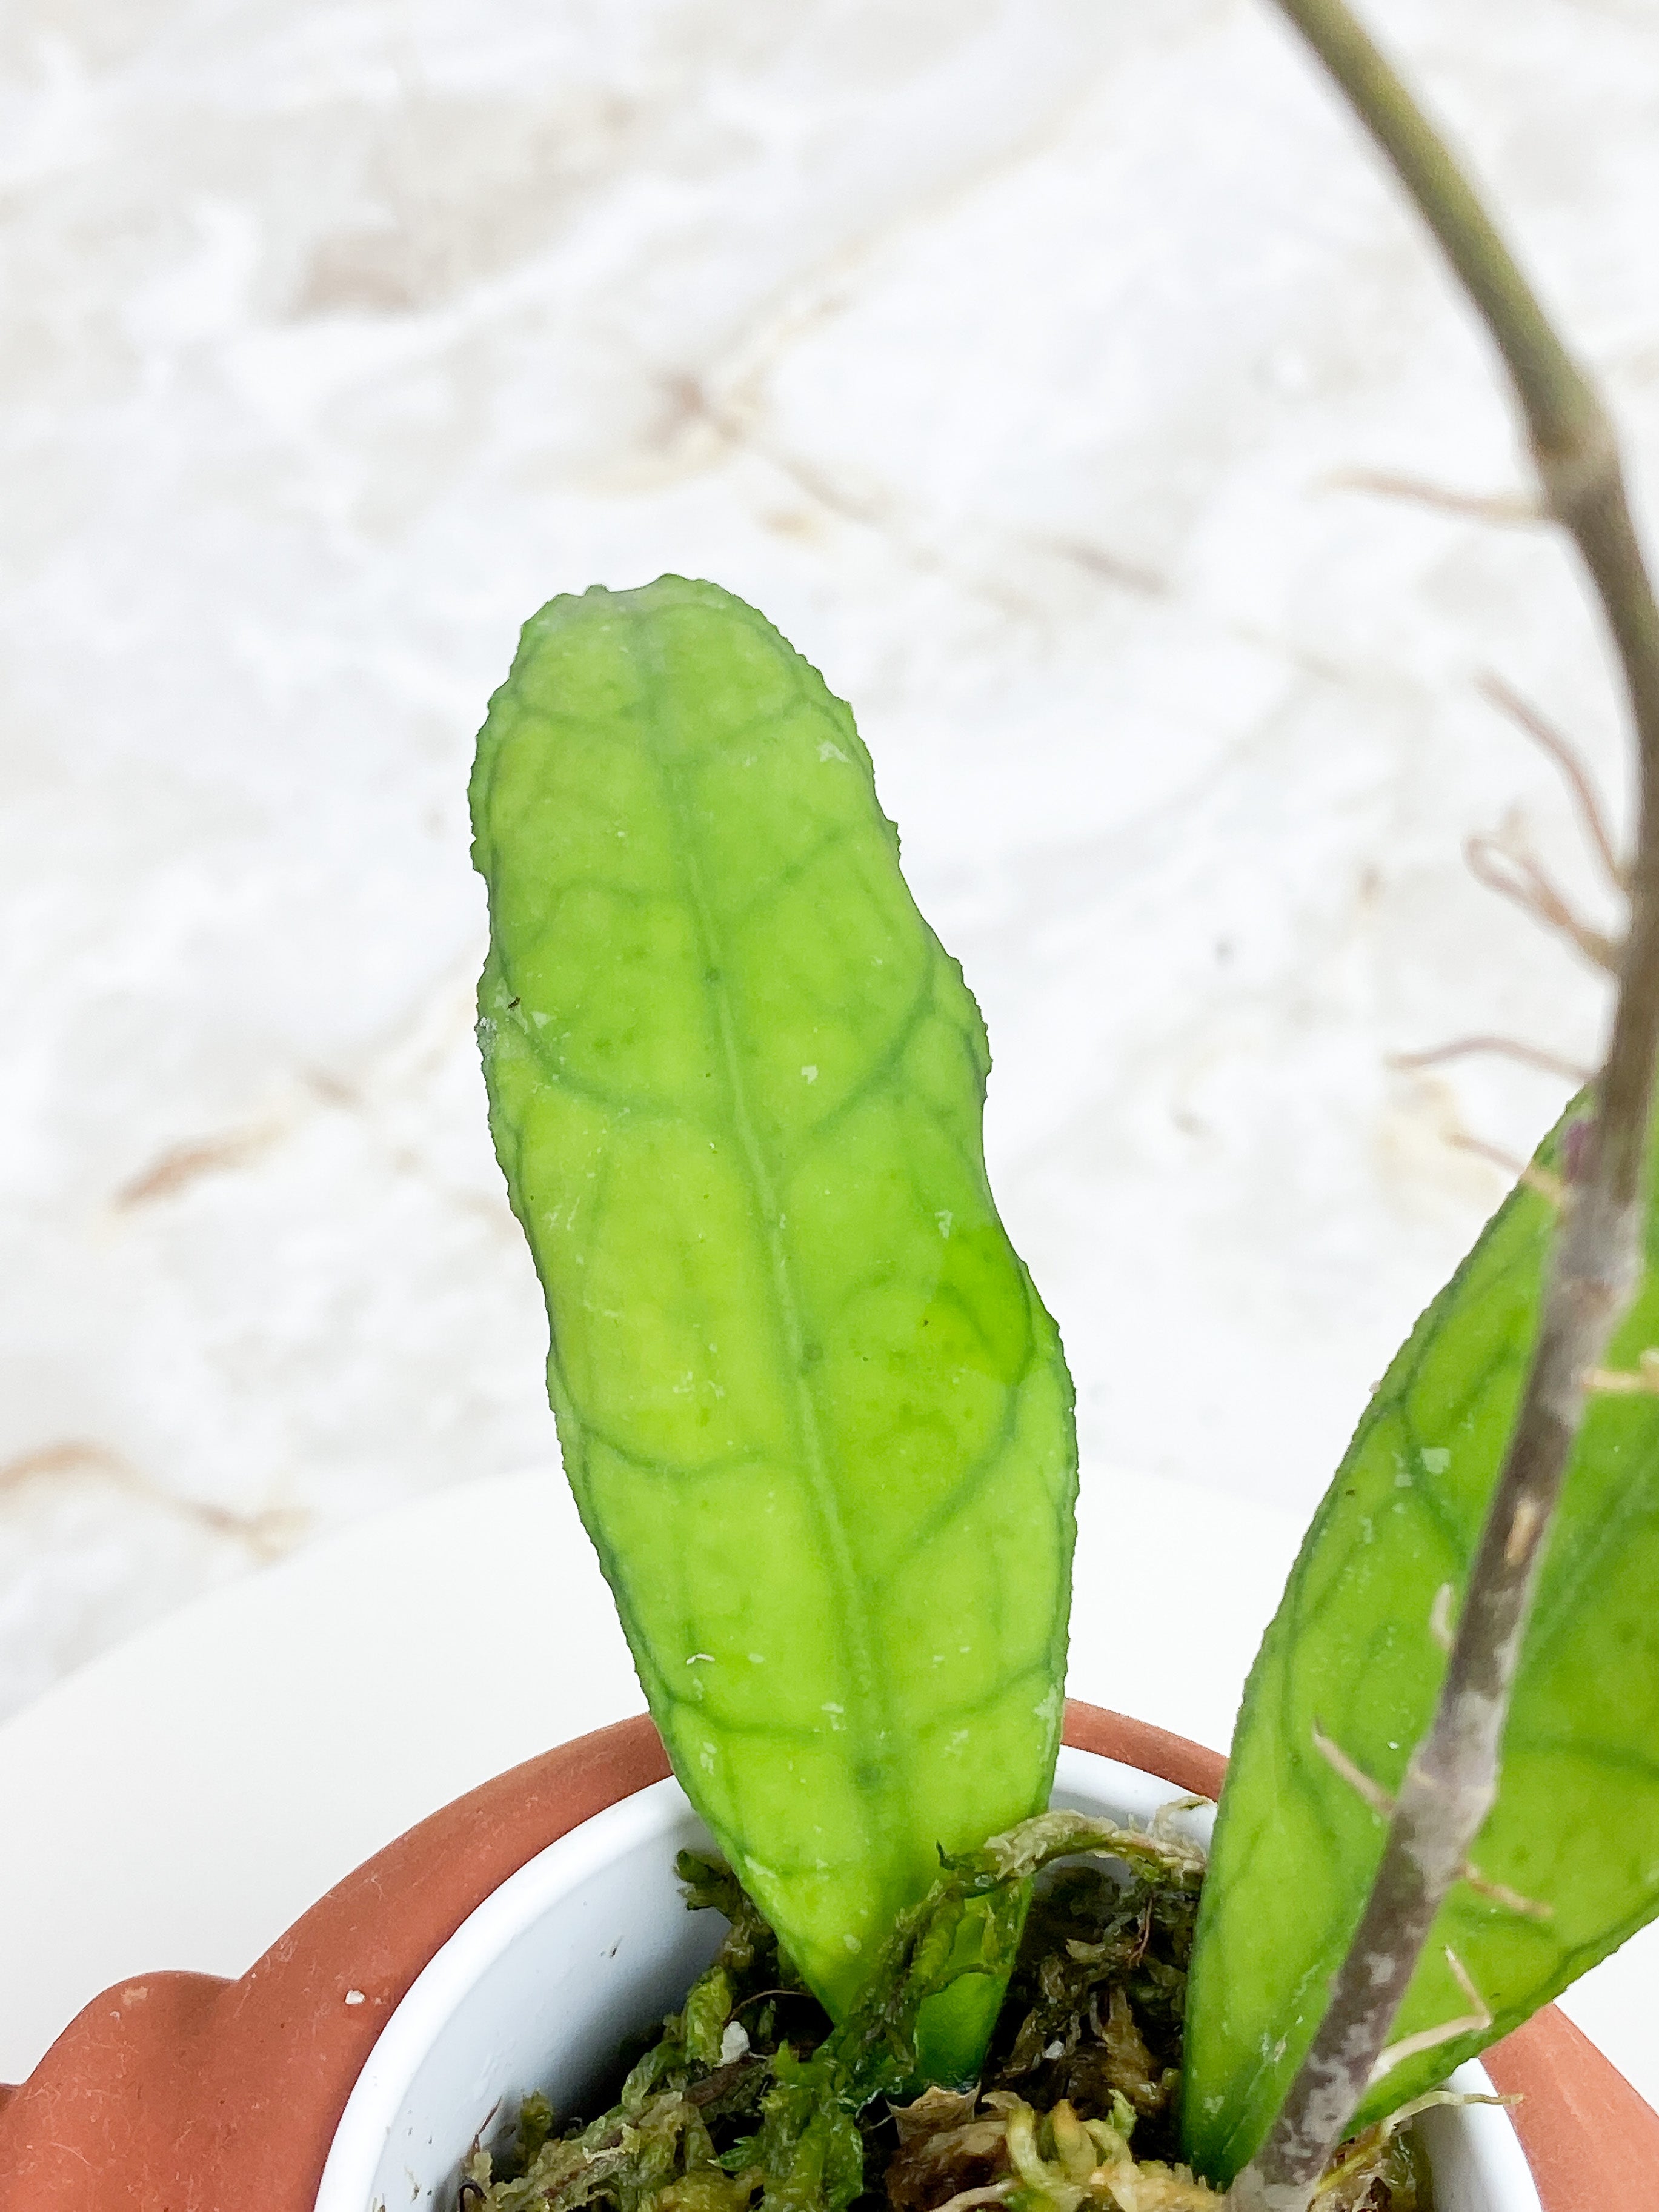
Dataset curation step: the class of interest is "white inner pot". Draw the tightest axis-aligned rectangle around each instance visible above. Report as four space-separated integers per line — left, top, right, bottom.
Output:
315 1746 1541 2212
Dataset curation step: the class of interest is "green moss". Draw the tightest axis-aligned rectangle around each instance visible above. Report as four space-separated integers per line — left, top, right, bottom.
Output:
460 1816 1438 2212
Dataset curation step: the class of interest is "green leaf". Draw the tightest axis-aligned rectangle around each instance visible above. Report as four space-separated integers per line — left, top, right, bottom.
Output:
470 577 1077 2070
1183 1097 1659 2185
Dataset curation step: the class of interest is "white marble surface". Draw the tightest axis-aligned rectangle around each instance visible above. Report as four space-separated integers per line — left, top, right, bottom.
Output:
2 4 1657 1715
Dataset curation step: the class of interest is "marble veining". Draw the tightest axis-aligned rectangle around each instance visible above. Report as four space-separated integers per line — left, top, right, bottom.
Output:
2 0 1656 1719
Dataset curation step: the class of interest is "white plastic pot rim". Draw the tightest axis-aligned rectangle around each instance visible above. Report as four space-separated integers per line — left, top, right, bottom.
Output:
315 1746 1541 2212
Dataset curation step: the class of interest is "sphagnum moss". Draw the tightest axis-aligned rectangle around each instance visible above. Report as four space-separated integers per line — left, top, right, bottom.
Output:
456 1824 1436 2212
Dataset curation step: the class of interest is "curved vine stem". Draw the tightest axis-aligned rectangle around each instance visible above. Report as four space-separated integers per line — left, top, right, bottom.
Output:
1229 6 1659 2208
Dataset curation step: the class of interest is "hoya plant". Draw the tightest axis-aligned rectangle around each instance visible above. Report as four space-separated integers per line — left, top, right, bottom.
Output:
468 4 1659 2208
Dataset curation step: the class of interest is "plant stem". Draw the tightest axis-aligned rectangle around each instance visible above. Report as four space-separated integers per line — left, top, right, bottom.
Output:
1230 7 1659 2208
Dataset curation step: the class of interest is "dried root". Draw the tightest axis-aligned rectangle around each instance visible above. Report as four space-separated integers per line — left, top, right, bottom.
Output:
885 2085 1439 2212
889 2087 1220 2212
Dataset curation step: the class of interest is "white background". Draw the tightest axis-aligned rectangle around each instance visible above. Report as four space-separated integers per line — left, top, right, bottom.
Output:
1 0 1657 2103
4 0 1655 1712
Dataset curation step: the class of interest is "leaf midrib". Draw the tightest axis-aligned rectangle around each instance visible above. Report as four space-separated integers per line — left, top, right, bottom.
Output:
631 613 901 1865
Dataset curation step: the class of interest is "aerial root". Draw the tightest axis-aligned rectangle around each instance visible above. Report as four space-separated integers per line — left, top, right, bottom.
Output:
1583 1345 1659 1395
1311 2088 1518 2204
1463 826 1620 974
1461 1862 1553 1922
1389 1034 1594 1085
1478 673 1627 896
1443 1128 1566 1207
1323 468 1543 525
1457 671 1627 978
1311 1725 1396 1821
1366 1950 1492 2089
1311 1726 1550 1922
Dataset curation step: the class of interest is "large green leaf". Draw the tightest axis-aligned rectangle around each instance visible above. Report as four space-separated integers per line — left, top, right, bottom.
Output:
470 576 1077 2069
1184 1098 1659 2185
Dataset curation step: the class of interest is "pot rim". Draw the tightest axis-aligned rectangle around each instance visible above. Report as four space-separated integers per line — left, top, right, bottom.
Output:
2 1702 1651 2211
318 1773 696 2207
316 1744 1540 2212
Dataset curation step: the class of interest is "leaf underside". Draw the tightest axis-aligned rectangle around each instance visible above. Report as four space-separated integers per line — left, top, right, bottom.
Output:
1184 1097 1659 2184
470 576 1077 2056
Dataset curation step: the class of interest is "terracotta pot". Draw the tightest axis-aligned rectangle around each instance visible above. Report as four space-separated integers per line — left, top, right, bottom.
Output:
0 1702 1651 2208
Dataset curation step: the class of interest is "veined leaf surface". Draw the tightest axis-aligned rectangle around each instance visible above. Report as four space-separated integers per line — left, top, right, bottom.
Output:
1184 1099 1659 2184
470 577 1077 2056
